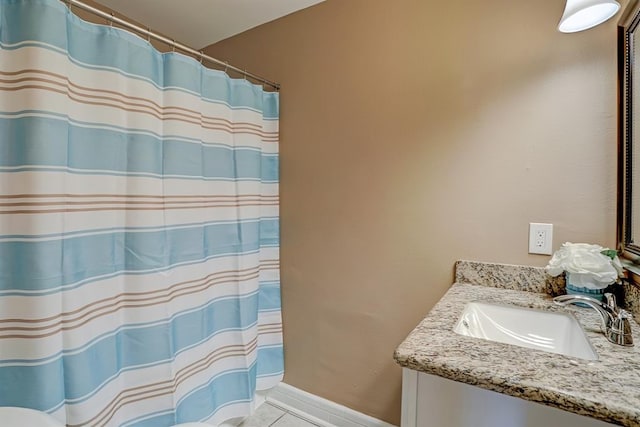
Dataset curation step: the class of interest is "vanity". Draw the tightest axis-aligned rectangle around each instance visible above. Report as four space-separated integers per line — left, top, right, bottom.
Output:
394 261 640 427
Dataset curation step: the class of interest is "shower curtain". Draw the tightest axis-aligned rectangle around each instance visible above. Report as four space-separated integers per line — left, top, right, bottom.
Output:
0 0 283 425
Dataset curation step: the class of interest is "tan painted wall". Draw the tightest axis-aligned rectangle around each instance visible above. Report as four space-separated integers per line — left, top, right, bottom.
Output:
200 0 619 424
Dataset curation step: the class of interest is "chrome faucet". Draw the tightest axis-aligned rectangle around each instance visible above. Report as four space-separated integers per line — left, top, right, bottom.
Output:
553 293 634 347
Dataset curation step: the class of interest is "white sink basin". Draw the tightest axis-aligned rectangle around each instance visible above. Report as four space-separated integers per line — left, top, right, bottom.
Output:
453 302 597 360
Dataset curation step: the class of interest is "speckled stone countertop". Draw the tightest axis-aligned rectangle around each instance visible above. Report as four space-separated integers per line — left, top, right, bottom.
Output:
394 261 640 427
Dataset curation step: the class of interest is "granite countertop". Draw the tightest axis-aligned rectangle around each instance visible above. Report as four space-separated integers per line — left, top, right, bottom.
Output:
394 282 640 427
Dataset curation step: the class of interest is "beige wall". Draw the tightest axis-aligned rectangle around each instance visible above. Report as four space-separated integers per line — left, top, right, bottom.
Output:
204 0 618 424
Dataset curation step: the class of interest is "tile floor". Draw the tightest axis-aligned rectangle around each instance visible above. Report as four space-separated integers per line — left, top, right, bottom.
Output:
239 402 323 427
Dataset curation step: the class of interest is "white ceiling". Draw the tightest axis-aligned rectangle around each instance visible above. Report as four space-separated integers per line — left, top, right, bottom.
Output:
97 0 325 48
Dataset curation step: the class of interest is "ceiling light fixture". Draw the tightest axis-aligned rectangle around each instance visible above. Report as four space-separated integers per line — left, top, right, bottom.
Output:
558 0 620 33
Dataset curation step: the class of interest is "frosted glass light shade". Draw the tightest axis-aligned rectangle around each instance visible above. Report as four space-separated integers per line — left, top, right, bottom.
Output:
558 0 620 33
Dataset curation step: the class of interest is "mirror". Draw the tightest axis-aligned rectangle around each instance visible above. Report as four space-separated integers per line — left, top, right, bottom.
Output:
621 6 640 265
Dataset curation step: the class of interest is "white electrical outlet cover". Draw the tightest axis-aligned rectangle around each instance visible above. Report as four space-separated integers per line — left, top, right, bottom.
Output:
529 223 553 255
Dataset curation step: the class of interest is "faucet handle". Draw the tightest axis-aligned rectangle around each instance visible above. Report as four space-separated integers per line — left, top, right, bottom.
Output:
608 308 634 346
603 293 633 346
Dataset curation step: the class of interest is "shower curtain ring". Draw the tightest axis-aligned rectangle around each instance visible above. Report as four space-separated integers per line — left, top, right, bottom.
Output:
109 12 114 27
199 51 204 64
243 69 247 80
172 40 176 52
146 28 151 42
224 61 229 73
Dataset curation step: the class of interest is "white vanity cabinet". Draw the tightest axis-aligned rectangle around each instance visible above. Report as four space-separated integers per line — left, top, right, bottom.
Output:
401 369 616 427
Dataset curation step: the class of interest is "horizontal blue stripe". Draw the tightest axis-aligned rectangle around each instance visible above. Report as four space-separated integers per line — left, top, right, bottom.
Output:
0 0 279 118
259 216 280 243
175 365 257 422
0 248 262 297
256 346 284 379
259 283 282 311
0 117 278 181
0 218 278 241
0 219 279 292
0 293 259 409
129 369 255 427
1 292 259 368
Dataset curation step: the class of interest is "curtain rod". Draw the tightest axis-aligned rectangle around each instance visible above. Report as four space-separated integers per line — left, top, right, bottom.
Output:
64 0 280 90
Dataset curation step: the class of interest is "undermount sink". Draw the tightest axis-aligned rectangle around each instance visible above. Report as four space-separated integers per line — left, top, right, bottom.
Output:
453 302 598 361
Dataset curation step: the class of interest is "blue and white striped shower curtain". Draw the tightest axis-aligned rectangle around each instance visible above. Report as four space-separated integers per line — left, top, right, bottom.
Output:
0 0 283 425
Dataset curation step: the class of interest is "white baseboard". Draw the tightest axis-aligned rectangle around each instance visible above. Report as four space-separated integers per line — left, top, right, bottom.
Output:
267 383 397 427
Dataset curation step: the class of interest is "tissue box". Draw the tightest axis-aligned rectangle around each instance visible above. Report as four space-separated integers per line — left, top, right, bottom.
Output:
565 272 606 303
